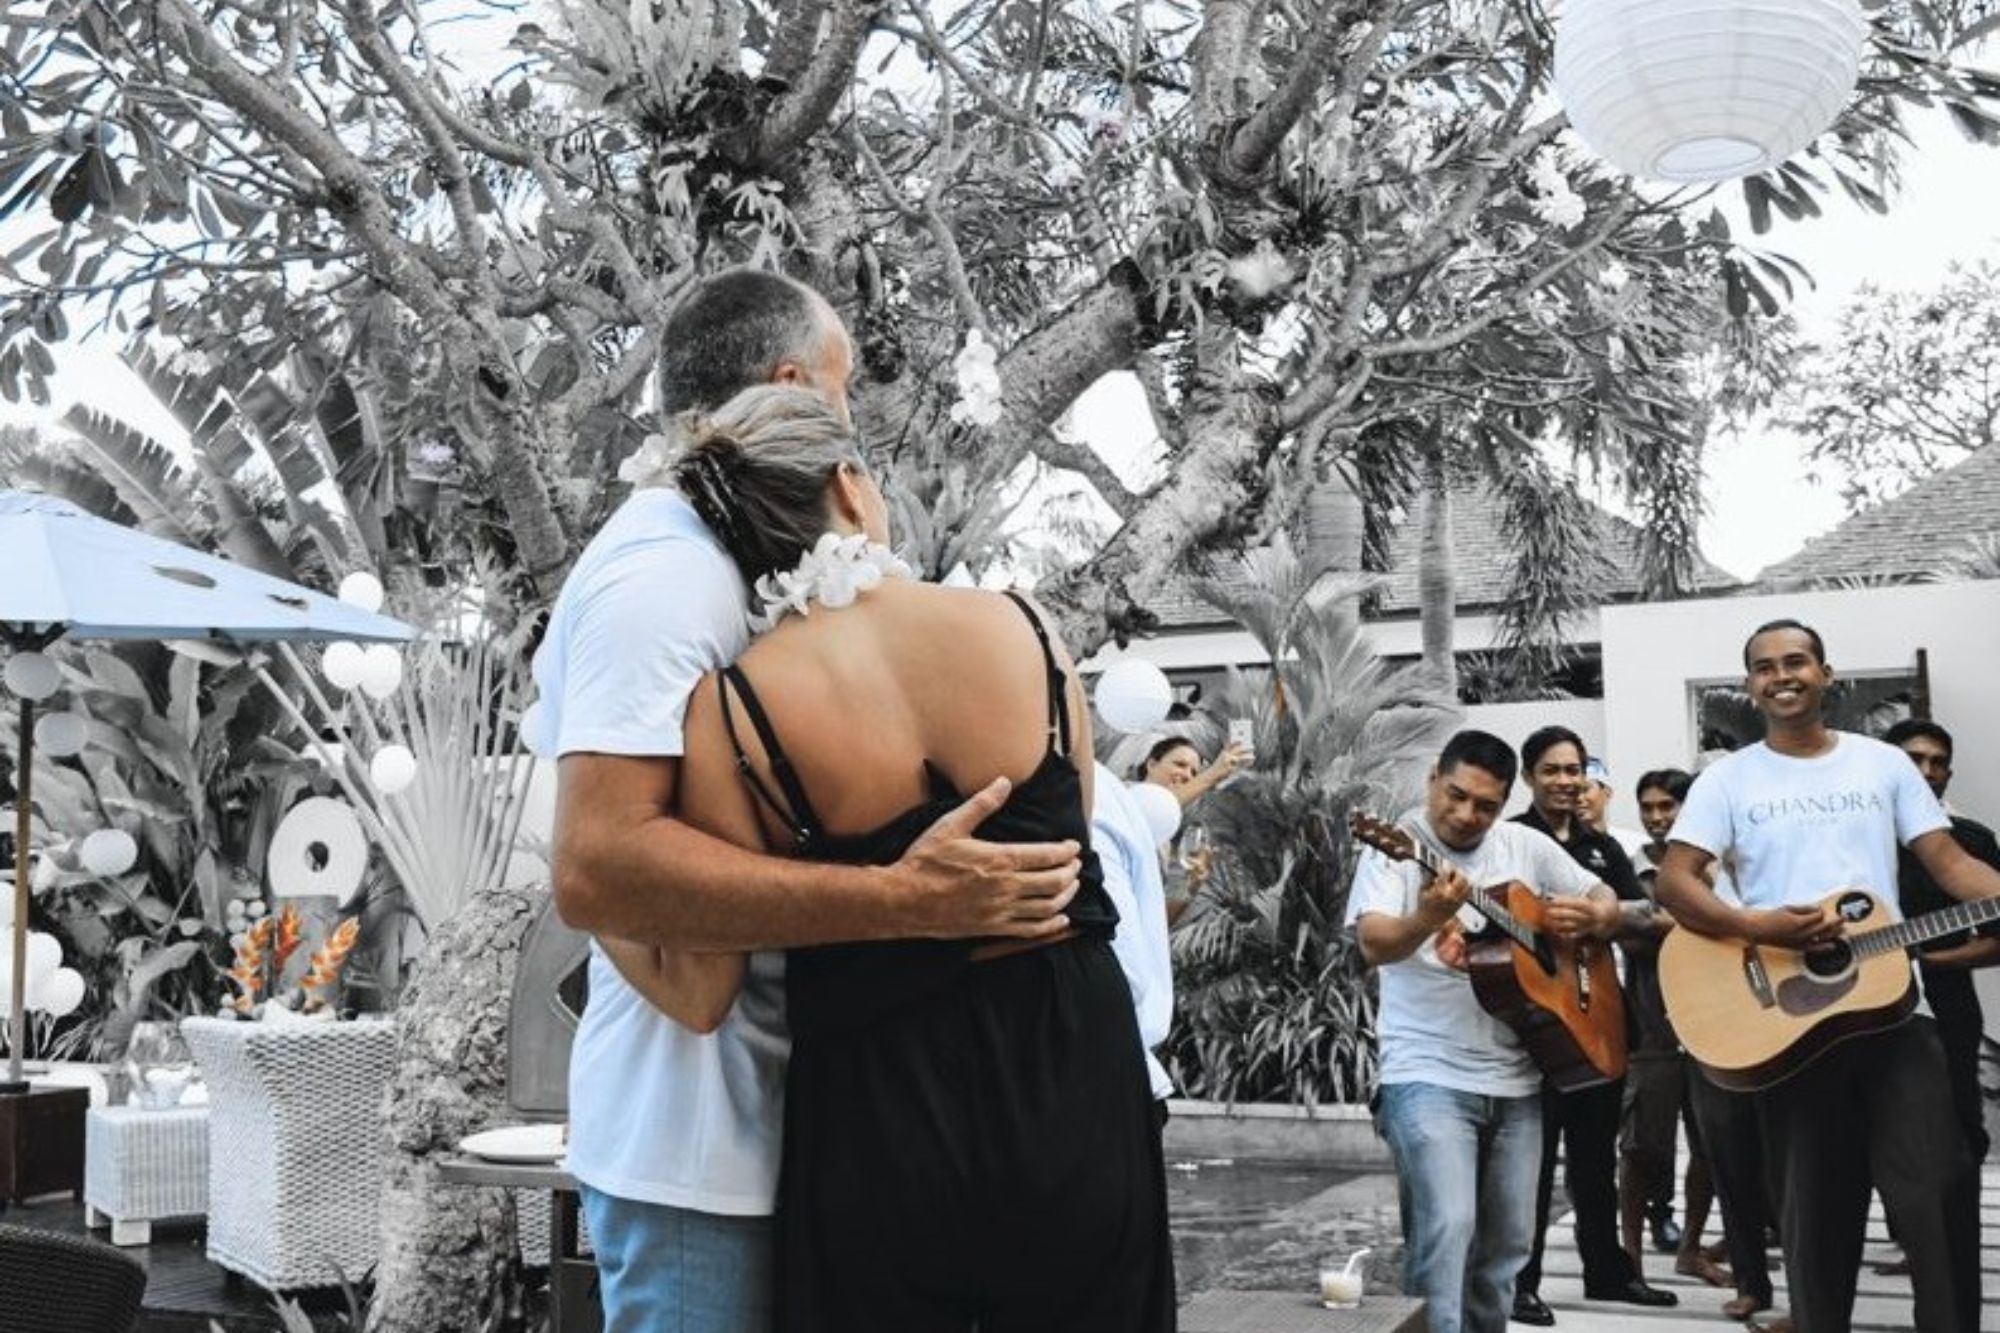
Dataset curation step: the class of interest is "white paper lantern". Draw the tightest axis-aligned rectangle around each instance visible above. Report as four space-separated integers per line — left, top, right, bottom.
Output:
1094 659 1174 733
1129 779 1183 847
337 571 385 613
358 645 404 700
36 966 86 1017
3 651 61 701
322 641 366 691
1555 0 1868 182
79 828 139 877
34 710 88 758
371 744 418 795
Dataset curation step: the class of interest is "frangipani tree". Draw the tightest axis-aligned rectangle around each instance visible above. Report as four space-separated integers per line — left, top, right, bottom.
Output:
2 0 1996 657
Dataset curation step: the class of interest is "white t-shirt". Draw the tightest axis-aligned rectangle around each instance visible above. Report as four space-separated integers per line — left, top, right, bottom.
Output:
1091 766 1175 1100
1669 733 1949 915
526 488 790 1216
1345 816 1602 1098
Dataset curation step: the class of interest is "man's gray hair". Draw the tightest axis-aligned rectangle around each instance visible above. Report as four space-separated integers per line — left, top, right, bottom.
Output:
657 269 832 416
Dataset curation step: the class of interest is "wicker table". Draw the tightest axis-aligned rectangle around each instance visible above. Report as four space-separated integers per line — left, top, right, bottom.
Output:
436 1155 599 1333
1179 1290 1427 1333
84 1104 210 1245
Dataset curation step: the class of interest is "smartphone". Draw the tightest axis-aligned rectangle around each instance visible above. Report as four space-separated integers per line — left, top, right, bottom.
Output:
1228 717 1254 750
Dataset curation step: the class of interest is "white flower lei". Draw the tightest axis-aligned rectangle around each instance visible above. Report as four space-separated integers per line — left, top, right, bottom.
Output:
748 532 914 633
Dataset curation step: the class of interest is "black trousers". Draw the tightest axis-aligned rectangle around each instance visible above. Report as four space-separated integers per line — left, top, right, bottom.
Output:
1935 1011 1991 1166
1757 1019 1979 1333
1686 1067 1773 1303
1620 1049 1683 1213
1519 1077 1636 1294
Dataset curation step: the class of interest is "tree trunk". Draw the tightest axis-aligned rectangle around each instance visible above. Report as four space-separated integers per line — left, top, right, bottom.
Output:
369 883 545 1333
1417 450 1457 700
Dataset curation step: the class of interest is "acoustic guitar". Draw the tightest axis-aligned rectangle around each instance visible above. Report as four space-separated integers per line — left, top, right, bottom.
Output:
1660 887 2000 1091
1350 813 1627 1090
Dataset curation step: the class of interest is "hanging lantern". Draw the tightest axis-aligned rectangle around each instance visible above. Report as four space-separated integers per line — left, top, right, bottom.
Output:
1555 0 1868 182
1094 659 1174 734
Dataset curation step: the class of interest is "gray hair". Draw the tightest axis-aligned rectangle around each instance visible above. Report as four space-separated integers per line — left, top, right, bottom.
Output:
670 386 865 585
657 269 833 416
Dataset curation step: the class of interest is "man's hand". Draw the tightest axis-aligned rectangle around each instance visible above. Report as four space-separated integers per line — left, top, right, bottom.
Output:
1417 865 1472 924
884 778 1083 939
1743 903 1844 949
1434 919 1471 972
1543 893 1622 941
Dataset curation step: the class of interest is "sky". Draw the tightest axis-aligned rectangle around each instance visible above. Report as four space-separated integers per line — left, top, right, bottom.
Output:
4 69 1998 583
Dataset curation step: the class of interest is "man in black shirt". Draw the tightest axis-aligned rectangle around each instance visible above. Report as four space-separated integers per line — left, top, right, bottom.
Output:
1510 727 1676 1323
1886 719 2000 1163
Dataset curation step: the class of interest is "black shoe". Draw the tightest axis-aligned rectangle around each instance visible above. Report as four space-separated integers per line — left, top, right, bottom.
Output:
1512 1290 1557 1325
1584 1278 1679 1308
1648 1206 1683 1253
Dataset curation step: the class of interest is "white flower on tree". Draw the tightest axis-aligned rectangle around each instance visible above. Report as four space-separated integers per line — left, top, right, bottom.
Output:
949 328 1004 428
1528 149 1587 229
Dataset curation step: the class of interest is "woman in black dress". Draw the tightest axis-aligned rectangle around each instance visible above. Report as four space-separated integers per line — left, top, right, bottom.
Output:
605 385 1174 1333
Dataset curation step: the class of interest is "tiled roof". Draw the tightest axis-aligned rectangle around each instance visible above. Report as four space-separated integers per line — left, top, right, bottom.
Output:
1755 447 2000 587
1145 483 1737 630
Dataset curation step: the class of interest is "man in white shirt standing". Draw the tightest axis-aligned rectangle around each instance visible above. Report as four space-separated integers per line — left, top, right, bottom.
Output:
533 269 1084 1332
1092 763 1177 1119
1656 619 2000 1333
1345 729 1626 1333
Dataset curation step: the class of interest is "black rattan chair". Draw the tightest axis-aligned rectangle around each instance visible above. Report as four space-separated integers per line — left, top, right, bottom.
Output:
0 1222 147 1333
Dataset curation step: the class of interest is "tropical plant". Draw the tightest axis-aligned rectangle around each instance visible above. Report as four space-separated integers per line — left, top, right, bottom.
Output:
1165 539 1456 1105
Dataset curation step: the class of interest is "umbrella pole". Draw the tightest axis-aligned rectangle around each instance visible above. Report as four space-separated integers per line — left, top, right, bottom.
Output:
3 697 30 1093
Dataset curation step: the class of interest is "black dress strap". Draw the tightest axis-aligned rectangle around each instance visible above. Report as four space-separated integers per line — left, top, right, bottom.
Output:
718 665 825 849
1002 590 1071 758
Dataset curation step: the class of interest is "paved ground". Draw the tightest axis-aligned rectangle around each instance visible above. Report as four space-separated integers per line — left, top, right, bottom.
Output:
1190 1163 2000 1330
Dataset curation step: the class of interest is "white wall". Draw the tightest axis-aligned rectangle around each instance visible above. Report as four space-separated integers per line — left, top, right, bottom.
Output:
1600 581 2000 831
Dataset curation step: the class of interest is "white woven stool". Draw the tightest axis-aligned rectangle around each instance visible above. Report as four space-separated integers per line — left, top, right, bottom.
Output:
84 1104 211 1246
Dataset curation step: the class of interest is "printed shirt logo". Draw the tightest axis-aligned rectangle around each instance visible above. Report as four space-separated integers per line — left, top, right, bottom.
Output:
1744 789 1886 827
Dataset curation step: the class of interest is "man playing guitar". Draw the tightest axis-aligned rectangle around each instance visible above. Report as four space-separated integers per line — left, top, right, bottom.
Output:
1345 730 1625 1333
1655 620 2000 1333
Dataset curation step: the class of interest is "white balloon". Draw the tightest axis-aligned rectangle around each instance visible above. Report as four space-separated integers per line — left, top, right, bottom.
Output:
79 828 139 877
36 967 85 1017
1129 779 1183 847
323 641 366 691
1094 659 1174 733
371 744 418 795
24 931 61 984
337 571 385 613
4 651 61 702
358 645 404 700
34 710 88 758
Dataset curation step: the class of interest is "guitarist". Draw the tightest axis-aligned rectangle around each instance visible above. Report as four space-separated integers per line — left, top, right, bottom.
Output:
1655 620 2000 1333
1509 727 1677 1323
1345 729 1625 1333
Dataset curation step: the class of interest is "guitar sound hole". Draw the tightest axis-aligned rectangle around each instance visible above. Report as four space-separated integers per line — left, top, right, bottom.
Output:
1802 941 1853 979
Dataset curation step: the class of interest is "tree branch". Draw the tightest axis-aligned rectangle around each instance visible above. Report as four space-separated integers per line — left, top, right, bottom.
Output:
1029 431 1142 516
755 0 889 163
1224 3 1391 182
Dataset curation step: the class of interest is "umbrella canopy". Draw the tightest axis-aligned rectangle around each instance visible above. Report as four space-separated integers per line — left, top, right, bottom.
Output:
0 491 411 644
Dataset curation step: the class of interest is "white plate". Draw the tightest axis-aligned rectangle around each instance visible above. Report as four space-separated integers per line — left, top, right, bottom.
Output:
459 1123 567 1164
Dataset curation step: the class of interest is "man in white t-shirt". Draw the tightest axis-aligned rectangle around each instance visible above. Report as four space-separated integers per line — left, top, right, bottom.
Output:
532 269 1084 1332
1345 729 1625 1333
1656 619 2000 1333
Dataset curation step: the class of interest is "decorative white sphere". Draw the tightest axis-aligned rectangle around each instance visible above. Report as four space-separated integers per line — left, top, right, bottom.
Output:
322 641 366 691
358 645 404 700
3 651 61 702
1129 779 1184 847
337 571 385 613
1555 0 1868 182
1094 659 1175 733
24 931 62 984
35 966 85 1017
79 828 139 877
371 744 418 795
34 710 88 758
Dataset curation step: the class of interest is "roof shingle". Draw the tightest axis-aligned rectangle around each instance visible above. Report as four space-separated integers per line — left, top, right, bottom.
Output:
1756 447 2000 587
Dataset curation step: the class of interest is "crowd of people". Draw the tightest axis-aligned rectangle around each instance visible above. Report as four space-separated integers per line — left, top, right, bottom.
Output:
1350 626 2000 1332
530 265 1998 1332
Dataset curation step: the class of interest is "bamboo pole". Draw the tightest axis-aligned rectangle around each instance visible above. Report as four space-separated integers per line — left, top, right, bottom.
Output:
4 697 33 1091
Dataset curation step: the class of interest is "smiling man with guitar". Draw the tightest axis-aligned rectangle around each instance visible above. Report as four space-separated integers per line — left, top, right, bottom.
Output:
1656 619 2000 1333
1345 729 1626 1333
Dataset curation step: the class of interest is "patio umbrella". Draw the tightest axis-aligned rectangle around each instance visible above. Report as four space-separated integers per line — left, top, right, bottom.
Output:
0 490 414 1090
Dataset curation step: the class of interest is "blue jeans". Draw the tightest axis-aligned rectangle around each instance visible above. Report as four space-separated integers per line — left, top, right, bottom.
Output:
1377 1081 1542 1333
579 1185 773 1333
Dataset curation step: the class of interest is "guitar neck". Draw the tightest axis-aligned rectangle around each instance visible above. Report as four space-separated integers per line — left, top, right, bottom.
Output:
1851 894 2000 959
1399 836 1538 955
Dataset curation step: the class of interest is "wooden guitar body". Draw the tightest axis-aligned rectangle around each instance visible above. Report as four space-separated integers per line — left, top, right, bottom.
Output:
1659 888 1917 1092
1465 881 1628 1091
